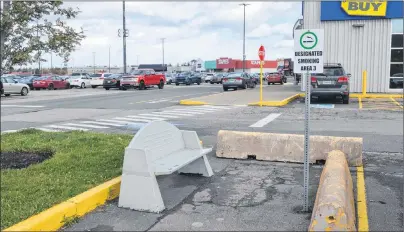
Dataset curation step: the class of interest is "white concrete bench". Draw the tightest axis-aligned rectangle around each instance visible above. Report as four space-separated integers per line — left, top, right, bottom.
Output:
118 120 214 213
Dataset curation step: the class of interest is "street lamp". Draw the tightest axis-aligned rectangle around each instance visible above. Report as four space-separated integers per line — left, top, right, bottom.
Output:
239 3 250 72
161 38 165 70
92 52 96 73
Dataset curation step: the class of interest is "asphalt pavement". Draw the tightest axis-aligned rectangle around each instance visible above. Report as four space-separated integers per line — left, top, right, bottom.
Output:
1 83 402 231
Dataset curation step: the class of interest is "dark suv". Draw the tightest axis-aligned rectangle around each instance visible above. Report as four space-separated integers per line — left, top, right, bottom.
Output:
175 72 201 85
310 63 351 104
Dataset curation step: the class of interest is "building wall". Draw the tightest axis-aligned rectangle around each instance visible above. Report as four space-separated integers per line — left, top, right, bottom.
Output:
204 61 217 70
303 1 392 93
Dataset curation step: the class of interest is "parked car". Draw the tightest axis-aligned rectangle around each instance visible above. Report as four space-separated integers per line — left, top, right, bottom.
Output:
204 73 214 83
310 63 350 104
69 75 91 88
120 69 165 90
267 72 284 85
103 73 123 90
165 73 175 84
210 73 223 84
17 76 43 90
175 72 201 86
222 72 256 91
1 76 30 96
90 73 112 88
33 76 69 90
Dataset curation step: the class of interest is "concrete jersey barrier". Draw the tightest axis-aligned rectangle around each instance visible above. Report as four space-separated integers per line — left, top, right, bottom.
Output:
309 150 356 231
216 130 363 166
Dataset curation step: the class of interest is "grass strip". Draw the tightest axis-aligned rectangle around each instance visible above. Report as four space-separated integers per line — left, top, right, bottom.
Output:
1 129 132 229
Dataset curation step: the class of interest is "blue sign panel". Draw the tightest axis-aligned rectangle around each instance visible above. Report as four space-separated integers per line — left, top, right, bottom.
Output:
321 1 403 21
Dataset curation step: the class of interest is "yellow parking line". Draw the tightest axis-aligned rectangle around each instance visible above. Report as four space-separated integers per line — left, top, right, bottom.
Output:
358 97 362 109
389 97 403 109
357 166 369 232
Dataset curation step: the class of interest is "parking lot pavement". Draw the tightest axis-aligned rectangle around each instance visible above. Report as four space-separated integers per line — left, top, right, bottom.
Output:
182 84 300 106
360 98 404 111
65 157 323 231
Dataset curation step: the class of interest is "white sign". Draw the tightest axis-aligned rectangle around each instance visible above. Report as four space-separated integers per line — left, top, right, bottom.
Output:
218 59 229 65
251 60 264 65
294 29 324 73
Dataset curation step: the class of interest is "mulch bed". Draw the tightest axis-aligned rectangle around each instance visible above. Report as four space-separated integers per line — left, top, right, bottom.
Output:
0 151 53 169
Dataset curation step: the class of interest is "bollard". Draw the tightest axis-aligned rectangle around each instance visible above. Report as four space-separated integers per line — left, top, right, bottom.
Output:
362 71 367 96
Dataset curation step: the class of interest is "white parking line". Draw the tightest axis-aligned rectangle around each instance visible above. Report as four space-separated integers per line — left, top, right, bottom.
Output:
249 113 282 128
81 121 125 127
46 125 89 131
165 109 205 115
1 105 45 108
150 111 193 117
63 123 109 129
126 115 166 121
1 130 18 133
138 113 180 119
162 110 203 116
114 117 152 123
97 119 129 124
35 128 63 132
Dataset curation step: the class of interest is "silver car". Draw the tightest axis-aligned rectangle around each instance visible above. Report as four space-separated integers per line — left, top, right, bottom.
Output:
1 76 30 96
222 72 256 91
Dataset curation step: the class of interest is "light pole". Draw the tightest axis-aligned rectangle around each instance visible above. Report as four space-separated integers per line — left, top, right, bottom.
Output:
122 0 127 74
161 38 165 69
239 3 249 72
108 45 111 72
92 52 95 73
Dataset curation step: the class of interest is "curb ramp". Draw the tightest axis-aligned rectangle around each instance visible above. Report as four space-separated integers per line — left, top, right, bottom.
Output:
216 130 363 166
309 150 356 231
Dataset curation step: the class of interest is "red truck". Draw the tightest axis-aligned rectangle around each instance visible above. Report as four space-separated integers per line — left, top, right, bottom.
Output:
120 69 166 90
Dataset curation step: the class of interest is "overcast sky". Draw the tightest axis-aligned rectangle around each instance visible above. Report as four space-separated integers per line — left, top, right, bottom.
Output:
39 2 302 68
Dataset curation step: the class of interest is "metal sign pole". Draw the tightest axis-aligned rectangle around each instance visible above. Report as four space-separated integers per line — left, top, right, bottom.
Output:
303 70 311 212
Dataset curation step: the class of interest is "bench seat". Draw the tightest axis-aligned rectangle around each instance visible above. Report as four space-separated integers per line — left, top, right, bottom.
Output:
153 148 213 175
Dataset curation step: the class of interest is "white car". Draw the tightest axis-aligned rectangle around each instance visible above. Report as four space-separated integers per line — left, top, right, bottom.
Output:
89 73 112 88
69 76 91 88
204 73 214 83
1 76 30 96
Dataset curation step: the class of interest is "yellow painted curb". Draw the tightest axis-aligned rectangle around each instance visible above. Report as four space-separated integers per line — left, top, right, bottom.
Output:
179 100 208 105
248 93 302 107
4 177 122 231
309 150 356 231
357 166 369 232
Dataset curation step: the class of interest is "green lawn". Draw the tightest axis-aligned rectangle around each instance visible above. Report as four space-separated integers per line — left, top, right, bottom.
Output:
0 129 133 230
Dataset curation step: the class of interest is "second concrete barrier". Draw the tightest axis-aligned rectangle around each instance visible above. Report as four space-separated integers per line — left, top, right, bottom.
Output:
309 150 356 231
216 130 363 166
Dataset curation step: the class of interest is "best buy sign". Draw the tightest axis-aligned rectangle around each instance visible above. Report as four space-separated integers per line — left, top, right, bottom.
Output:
341 1 387 17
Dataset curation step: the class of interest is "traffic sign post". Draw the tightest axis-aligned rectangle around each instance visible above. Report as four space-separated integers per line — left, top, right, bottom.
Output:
293 29 324 212
258 45 265 107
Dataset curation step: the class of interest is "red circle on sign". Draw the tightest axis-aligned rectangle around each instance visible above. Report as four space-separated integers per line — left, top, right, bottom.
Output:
258 45 265 61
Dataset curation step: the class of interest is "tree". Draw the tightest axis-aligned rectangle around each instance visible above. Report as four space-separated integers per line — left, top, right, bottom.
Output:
0 1 85 71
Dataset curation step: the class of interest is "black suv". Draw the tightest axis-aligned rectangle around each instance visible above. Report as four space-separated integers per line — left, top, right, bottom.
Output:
310 63 351 104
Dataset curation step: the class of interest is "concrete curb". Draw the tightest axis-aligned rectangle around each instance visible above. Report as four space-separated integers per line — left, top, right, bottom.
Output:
309 150 356 231
248 93 302 106
179 100 208 105
4 177 121 231
216 130 363 166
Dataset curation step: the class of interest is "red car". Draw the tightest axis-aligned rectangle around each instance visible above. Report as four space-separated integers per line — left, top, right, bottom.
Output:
267 72 284 85
33 76 70 90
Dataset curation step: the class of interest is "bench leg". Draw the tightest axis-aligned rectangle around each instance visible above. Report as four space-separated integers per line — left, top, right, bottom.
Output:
177 155 214 177
118 174 165 213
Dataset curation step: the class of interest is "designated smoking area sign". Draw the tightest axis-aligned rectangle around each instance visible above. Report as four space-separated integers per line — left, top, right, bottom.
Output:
294 29 324 73
293 29 324 212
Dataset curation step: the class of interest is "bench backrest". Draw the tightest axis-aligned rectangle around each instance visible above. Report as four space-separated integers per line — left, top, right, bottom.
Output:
127 121 185 162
